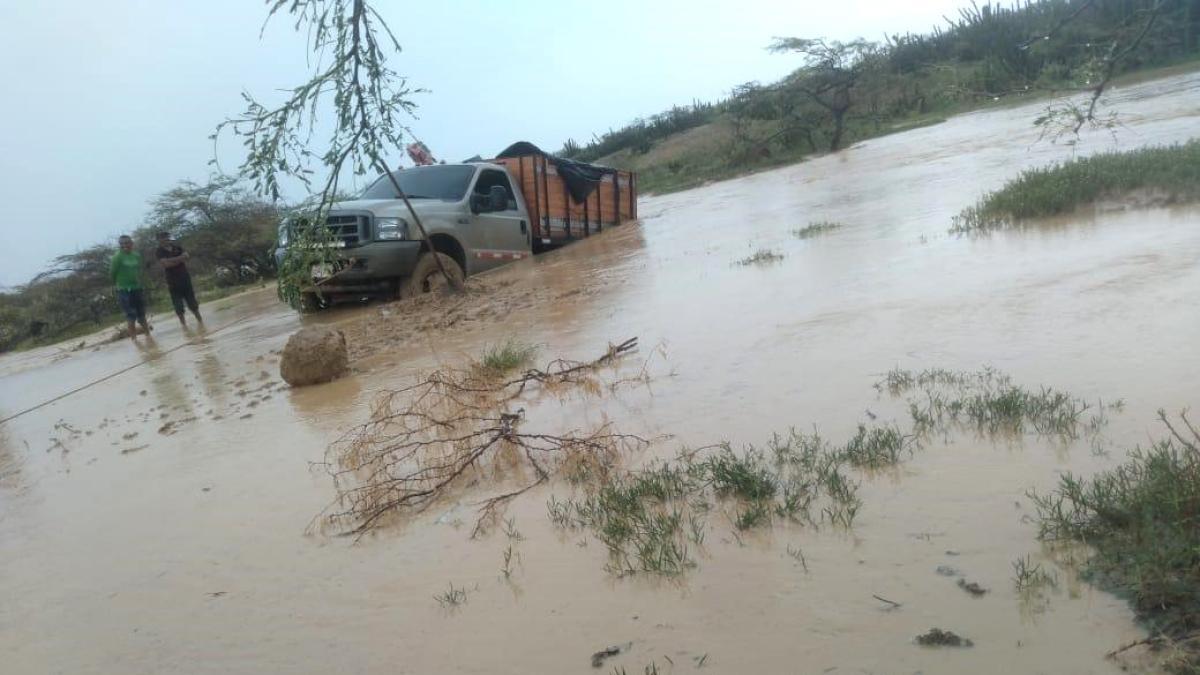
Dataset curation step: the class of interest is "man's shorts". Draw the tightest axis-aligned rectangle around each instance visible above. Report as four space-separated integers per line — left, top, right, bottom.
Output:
168 277 199 315
117 289 147 322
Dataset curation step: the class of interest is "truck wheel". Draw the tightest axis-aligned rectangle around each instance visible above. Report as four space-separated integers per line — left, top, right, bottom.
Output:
400 252 464 298
298 291 330 313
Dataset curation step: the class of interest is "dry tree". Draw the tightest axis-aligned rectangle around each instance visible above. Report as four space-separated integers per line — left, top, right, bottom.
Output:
311 338 652 539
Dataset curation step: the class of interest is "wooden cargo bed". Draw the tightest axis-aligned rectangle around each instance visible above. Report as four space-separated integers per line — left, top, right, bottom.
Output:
491 149 637 249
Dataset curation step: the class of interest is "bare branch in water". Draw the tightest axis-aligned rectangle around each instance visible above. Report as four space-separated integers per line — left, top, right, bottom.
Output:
310 339 651 538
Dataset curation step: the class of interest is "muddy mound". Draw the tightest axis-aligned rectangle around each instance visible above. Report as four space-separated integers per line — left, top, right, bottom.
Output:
280 326 349 386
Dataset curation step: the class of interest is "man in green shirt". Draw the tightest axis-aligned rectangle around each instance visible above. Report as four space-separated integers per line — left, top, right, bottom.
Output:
110 235 152 339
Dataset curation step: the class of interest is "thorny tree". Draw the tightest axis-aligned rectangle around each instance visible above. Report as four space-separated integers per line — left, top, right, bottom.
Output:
767 38 882 152
1030 0 1170 143
214 0 453 308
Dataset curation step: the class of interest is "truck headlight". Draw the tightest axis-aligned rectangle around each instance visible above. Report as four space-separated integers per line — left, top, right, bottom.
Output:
375 217 408 240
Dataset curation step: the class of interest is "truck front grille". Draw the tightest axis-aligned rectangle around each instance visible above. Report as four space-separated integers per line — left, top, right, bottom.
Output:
326 215 367 247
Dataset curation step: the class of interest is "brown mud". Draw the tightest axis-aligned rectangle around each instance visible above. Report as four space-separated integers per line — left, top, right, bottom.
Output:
1 72 1198 674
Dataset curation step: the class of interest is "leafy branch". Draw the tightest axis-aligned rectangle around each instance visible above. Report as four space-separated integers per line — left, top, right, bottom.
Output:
213 0 437 306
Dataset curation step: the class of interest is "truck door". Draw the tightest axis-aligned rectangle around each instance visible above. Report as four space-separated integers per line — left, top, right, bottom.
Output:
469 168 530 272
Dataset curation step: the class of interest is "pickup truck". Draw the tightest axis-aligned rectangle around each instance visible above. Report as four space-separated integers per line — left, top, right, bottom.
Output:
276 143 637 309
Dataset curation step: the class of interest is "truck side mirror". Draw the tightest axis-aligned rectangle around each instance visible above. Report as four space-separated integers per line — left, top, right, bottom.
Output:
469 192 487 214
488 186 509 212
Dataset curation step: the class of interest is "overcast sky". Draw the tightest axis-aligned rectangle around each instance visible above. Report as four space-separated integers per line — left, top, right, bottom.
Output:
0 0 970 288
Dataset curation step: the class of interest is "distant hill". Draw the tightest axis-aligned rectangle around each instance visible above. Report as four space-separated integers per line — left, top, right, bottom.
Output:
558 0 1200 195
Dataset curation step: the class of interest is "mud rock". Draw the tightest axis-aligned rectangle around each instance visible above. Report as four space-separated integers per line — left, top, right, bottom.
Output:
957 579 988 596
279 326 349 386
915 628 973 647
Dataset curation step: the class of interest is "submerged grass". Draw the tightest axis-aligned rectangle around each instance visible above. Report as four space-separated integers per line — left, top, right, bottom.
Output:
1030 411 1200 669
951 140 1200 234
547 423 906 576
792 221 844 239
433 583 469 608
880 367 1098 440
734 248 785 266
1012 555 1058 592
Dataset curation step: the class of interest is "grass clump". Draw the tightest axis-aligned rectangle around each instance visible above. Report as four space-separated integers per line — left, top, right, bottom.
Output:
840 423 911 469
472 339 537 379
547 423 901 576
792 221 843 239
734 249 785 266
433 582 470 608
561 463 697 576
1030 411 1200 666
951 141 1200 234
1012 555 1058 591
880 367 1098 440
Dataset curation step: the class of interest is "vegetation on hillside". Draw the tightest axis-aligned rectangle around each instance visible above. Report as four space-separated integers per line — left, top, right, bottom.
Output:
0 177 280 351
951 140 1200 232
560 0 1200 194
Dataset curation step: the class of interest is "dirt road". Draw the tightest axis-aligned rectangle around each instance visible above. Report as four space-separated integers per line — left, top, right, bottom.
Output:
2 72 1198 674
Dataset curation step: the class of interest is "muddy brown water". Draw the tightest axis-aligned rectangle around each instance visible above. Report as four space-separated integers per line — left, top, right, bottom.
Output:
3 73 1199 674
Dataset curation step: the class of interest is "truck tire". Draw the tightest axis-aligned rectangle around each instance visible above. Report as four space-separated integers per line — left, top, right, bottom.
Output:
400 252 464 298
298 291 331 313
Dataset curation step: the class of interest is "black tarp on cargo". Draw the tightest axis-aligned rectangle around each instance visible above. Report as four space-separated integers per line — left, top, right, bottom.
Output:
496 141 615 204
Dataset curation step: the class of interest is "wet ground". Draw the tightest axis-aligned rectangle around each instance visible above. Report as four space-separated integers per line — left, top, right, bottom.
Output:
2 72 1199 674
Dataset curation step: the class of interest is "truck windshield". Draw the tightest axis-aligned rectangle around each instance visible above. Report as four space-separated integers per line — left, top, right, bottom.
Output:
360 165 475 201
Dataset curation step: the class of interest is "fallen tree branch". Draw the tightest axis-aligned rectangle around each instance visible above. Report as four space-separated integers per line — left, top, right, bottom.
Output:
310 338 652 538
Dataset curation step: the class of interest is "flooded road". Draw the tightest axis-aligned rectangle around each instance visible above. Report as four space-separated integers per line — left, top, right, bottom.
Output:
2 72 1199 674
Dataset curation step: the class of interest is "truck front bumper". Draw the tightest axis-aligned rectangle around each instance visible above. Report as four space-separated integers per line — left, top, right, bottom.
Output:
275 241 424 294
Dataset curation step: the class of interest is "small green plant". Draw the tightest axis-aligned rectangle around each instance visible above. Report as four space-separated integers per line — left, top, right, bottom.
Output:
1012 555 1058 591
792 221 843 239
786 543 809 572
839 423 911 468
1030 410 1200 663
433 582 469 608
500 544 519 579
474 339 538 379
734 249 785 266
502 516 525 542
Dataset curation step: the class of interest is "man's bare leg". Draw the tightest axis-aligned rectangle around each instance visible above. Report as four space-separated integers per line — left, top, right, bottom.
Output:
127 320 137 340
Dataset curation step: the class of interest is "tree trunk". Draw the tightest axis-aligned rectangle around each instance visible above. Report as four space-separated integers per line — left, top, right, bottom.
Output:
829 109 847 151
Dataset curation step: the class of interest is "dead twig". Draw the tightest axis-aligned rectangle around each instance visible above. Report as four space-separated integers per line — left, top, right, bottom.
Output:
873 594 902 609
1106 635 1162 659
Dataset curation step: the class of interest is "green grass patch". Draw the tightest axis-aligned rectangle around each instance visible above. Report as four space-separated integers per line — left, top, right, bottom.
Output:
952 141 1200 234
1030 411 1200 670
543 367 1107 579
473 339 538 379
792 221 844 239
546 422 910 576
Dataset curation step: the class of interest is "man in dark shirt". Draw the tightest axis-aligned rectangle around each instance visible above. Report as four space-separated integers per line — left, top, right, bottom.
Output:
155 231 203 327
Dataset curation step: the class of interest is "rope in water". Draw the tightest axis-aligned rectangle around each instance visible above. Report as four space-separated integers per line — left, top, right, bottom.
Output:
0 314 257 427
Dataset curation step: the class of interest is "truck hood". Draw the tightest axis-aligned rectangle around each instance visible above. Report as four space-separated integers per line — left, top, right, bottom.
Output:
330 198 462 219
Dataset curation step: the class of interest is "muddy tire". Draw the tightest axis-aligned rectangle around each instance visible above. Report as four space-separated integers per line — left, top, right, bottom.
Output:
400 252 464 298
298 292 330 314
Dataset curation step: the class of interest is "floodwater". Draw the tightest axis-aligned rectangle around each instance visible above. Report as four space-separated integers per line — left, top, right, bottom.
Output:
3 72 1199 675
